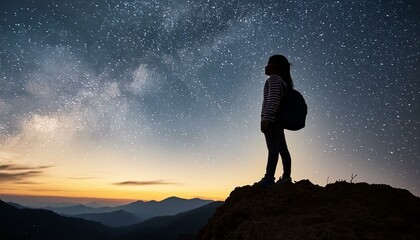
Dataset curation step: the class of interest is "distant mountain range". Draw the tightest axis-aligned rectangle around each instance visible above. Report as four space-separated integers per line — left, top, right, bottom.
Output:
0 198 223 240
44 204 114 215
118 197 213 220
43 196 213 221
75 209 141 227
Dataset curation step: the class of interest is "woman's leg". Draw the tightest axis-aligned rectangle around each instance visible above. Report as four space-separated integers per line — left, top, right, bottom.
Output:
264 129 279 180
278 128 291 178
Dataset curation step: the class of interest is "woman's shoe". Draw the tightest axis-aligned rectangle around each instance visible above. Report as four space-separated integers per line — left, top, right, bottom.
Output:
277 176 292 185
254 176 275 187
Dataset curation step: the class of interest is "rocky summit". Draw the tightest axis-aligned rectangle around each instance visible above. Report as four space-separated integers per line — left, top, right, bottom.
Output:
196 180 420 240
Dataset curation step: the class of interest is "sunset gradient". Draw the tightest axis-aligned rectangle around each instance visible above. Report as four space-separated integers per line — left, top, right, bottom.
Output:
1 0 418 204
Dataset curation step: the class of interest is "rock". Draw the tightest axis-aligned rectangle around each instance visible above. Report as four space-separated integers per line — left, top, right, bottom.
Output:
196 180 420 240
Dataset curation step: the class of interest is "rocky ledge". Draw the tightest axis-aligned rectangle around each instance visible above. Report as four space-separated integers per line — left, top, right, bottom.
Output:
196 180 420 240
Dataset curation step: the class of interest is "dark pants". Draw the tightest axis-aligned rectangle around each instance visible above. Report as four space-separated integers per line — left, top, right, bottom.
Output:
264 125 291 179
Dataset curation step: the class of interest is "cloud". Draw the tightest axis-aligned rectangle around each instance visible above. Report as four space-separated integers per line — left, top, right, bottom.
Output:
113 180 179 186
0 170 43 182
10 181 42 185
0 164 51 182
0 164 50 171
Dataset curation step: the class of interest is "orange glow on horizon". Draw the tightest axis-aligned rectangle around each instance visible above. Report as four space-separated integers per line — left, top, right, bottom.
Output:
0 179 230 202
0 188 228 203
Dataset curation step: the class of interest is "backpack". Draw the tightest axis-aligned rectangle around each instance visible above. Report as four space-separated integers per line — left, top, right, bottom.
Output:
278 89 307 131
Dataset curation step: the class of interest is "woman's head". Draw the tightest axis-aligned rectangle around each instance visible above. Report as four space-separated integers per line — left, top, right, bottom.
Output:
265 54 294 89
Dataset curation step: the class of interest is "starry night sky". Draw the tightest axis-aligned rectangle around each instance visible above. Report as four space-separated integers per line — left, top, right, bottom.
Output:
0 0 419 201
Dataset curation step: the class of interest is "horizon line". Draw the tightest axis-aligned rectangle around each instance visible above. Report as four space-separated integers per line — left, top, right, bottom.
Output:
0 192 222 203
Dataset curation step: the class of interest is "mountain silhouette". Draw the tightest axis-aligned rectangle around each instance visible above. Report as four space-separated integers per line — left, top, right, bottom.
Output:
118 197 213 220
7 202 26 209
196 180 420 240
75 209 142 227
44 204 114 215
121 201 223 240
0 198 222 240
0 199 118 240
44 196 212 221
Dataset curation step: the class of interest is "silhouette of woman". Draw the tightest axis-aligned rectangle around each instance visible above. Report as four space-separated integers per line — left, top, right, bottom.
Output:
257 55 293 187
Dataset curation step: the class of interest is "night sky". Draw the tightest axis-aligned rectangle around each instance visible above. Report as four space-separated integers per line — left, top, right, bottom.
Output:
0 0 419 201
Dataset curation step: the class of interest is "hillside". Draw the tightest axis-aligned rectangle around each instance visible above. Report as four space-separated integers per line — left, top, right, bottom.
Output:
0 200 118 240
75 209 141 227
196 180 420 240
122 201 224 240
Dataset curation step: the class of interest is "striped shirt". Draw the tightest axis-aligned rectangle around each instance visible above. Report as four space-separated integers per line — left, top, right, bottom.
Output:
261 75 288 122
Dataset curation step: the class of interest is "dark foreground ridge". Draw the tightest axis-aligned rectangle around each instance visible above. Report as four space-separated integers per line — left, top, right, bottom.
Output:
196 180 420 240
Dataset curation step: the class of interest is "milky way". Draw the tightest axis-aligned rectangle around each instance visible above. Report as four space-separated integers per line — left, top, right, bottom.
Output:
0 0 419 196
